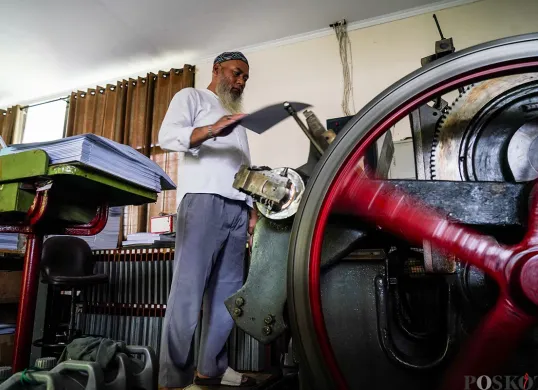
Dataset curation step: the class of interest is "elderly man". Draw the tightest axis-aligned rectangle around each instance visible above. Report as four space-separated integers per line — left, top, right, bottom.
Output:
158 52 257 388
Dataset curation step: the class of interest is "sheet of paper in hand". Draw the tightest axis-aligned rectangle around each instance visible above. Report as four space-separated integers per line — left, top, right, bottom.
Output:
237 102 311 134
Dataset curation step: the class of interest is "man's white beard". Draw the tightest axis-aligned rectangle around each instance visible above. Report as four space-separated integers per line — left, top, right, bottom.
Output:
216 80 243 114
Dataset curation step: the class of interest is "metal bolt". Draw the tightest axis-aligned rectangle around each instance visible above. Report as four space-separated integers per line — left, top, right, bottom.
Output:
235 297 245 307
263 326 272 336
264 315 274 325
233 308 243 318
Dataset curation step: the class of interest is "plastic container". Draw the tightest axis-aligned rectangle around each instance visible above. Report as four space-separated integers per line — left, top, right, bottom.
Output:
0 367 12 385
49 361 104 390
125 346 158 390
0 346 157 390
0 370 63 390
102 353 129 390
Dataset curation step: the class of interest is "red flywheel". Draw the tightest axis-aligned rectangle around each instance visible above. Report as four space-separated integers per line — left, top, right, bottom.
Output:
288 33 538 390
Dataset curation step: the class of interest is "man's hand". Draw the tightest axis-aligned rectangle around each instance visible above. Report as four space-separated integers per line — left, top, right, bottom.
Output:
247 206 258 255
189 114 246 147
213 114 246 137
248 234 254 254
248 206 258 236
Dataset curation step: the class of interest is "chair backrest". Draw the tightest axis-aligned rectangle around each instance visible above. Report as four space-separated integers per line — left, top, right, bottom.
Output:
41 236 94 278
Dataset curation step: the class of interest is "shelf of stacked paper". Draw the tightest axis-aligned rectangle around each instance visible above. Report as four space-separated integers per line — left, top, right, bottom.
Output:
0 134 176 226
122 232 175 247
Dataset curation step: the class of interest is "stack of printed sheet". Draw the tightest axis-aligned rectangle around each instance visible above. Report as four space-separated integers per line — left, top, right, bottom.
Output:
0 134 176 192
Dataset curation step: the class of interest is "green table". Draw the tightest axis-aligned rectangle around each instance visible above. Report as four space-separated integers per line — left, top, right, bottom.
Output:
0 149 161 372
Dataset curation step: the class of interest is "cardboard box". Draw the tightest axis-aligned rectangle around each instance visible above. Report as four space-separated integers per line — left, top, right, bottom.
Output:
0 271 22 304
0 334 14 366
150 214 176 234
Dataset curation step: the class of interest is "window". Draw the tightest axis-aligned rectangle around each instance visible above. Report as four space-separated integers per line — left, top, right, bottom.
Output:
22 99 67 144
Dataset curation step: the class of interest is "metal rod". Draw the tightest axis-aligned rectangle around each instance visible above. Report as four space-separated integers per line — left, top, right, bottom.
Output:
154 255 158 308
126 251 132 343
113 253 118 338
93 263 98 333
99 260 105 335
143 251 147 305
166 251 170 302
160 253 164 305
107 252 113 337
283 102 324 155
20 96 69 110
69 287 76 339
433 14 445 40
135 251 140 314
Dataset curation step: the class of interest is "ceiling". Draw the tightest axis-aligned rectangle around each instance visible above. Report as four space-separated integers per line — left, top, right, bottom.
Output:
1 0 456 108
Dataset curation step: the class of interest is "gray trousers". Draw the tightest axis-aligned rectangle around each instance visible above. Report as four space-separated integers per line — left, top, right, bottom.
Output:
159 193 248 388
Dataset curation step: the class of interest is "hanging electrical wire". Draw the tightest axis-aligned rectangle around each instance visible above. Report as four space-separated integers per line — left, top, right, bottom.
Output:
331 19 356 116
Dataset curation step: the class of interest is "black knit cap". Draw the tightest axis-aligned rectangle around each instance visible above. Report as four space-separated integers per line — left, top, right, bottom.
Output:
214 51 249 66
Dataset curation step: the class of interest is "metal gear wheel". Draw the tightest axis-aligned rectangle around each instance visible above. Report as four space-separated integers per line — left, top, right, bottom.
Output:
430 73 538 181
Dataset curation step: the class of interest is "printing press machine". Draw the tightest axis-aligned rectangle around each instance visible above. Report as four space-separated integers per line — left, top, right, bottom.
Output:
225 33 538 390
2 31 538 390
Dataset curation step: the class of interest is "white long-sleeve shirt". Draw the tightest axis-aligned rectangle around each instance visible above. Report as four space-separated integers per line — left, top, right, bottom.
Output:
158 87 253 208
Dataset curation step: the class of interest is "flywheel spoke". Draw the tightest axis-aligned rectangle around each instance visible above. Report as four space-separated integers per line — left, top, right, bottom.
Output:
334 167 514 283
440 297 536 390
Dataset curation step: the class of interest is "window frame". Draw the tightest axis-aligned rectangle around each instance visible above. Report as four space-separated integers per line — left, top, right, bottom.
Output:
20 97 69 145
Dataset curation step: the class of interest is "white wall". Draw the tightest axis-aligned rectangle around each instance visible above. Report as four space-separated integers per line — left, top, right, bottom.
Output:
195 0 538 170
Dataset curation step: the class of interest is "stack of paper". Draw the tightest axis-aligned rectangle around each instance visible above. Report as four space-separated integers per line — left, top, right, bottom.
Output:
0 134 176 193
0 233 19 251
0 324 15 335
122 232 175 247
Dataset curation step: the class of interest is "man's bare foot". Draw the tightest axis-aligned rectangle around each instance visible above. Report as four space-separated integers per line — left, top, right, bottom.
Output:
193 368 256 387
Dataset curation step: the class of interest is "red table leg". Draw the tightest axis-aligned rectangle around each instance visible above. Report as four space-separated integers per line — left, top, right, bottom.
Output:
12 234 43 373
